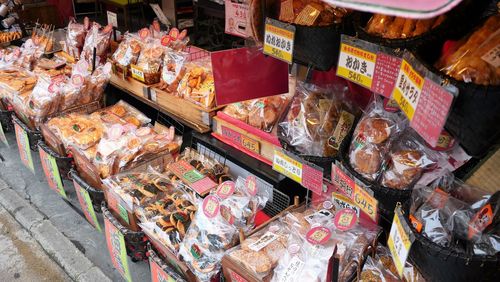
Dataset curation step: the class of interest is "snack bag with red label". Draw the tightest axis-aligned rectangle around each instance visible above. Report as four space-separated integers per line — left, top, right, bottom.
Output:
380 129 439 190
173 147 232 185
112 33 143 69
348 95 406 181
162 28 189 51
81 22 112 64
159 47 188 94
178 195 239 281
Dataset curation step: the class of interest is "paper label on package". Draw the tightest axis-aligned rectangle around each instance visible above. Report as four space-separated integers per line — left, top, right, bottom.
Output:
130 65 145 82
481 44 500 68
392 59 424 120
332 192 360 216
225 0 249 38
328 110 355 150
337 43 377 89
294 4 321 26
279 256 305 282
263 18 295 64
388 206 414 278
248 231 278 252
304 209 334 224
107 11 118 27
273 149 302 183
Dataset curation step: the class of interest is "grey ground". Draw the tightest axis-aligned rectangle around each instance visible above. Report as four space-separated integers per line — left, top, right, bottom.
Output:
0 131 151 281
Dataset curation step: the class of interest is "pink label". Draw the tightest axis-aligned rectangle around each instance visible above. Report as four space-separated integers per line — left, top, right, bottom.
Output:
72 74 84 86
48 82 57 94
108 124 124 140
410 78 454 147
160 35 171 46
331 164 355 199
150 256 175 282
169 28 179 40
76 60 89 73
246 175 258 196
190 176 218 195
306 226 331 245
334 208 358 231
302 163 323 195
225 0 249 38
178 29 188 40
139 28 150 39
372 53 401 98
202 195 220 218
216 181 235 199
229 269 248 282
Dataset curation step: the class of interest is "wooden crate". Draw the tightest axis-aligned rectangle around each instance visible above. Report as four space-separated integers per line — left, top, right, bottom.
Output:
110 72 151 100
152 87 222 133
212 112 281 166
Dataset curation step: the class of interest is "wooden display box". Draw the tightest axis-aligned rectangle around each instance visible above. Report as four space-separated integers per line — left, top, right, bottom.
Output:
110 72 151 100
152 87 222 133
211 112 282 166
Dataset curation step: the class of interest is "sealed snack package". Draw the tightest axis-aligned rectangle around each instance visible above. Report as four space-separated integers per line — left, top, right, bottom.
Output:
366 14 445 39
278 0 350 26
159 48 188 93
135 38 165 84
94 100 151 127
381 130 438 190
436 14 500 85
15 38 45 70
223 93 292 132
173 147 232 184
81 23 112 64
136 184 197 254
65 17 89 59
46 113 104 150
279 82 357 157
349 96 406 181
0 68 37 103
359 256 399 282
177 61 216 108
24 75 65 125
111 33 142 69
178 194 239 281
80 62 112 104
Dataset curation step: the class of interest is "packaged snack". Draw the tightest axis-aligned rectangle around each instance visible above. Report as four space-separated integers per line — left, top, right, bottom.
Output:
92 100 151 127
279 82 357 157
436 14 500 85
23 75 66 126
65 17 89 59
111 33 142 69
278 0 350 26
380 130 438 190
81 22 112 64
366 14 445 39
172 147 232 185
134 38 165 84
349 96 406 181
177 62 216 108
223 93 292 132
158 48 188 94
47 113 104 150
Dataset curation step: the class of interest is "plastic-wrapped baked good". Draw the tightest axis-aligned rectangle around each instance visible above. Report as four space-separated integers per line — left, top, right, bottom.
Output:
65 17 89 59
436 14 500 85
23 75 65 126
366 14 445 39
93 100 152 127
349 96 406 181
158 48 188 94
278 0 349 26
47 113 104 150
134 38 165 84
111 33 142 69
381 130 438 190
177 61 216 108
81 22 112 64
279 82 357 157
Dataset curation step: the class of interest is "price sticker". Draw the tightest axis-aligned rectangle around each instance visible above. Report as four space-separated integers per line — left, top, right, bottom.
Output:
337 43 377 88
273 149 302 184
14 122 34 173
0 123 8 146
392 59 425 120
388 205 415 278
263 18 295 64
39 148 66 199
130 64 145 82
221 125 260 154
353 183 378 223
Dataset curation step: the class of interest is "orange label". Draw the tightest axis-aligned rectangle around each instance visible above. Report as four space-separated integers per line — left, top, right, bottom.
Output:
468 204 493 240
409 214 422 233
294 5 321 26
427 188 449 209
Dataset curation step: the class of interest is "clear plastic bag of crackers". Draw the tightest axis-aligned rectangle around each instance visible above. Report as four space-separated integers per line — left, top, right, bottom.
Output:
348 95 406 181
177 60 216 109
365 14 445 39
159 47 188 94
25 75 65 126
91 100 151 128
81 22 112 65
436 14 500 86
278 0 350 26
279 81 357 157
80 62 112 104
174 147 232 184
111 32 143 69
65 17 89 59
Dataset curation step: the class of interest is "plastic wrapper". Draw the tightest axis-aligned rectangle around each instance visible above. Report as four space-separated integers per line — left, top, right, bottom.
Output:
0 46 21 66
359 256 399 282
81 23 112 64
158 48 188 94
79 62 112 104
111 33 142 69
278 0 350 26
279 82 357 157
349 96 406 181
23 75 65 125
380 130 438 190
436 14 500 86
14 39 45 70
224 93 292 132
135 38 165 84
177 61 216 109
136 184 197 254
178 193 239 281
65 18 89 59
0 68 37 102
366 14 445 39
91 100 151 127
173 147 232 184
47 113 104 150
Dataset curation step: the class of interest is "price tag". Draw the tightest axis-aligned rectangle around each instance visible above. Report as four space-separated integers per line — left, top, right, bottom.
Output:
332 192 360 216
225 0 249 38
263 18 295 64
130 64 145 82
273 149 323 194
0 123 8 146
337 43 376 88
14 122 34 173
220 125 260 154
169 160 218 195
107 11 118 27
104 216 132 282
150 3 171 26
39 148 66 199
353 183 378 222
392 59 425 121
74 180 101 231
388 205 415 278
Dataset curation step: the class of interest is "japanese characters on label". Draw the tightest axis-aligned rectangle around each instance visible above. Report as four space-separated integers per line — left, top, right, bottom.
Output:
263 18 295 64
337 43 376 88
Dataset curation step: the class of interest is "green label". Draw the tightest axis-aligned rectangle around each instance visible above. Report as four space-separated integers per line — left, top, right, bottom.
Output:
183 170 204 183
14 123 34 173
75 182 101 232
105 217 132 282
49 155 67 199
119 204 130 225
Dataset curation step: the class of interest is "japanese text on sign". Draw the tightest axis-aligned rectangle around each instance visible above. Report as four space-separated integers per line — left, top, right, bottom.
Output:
273 149 302 183
388 205 415 278
14 122 34 173
337 43 376 88
225 0 249 38
39 149 66 199
105 217 132 282
263 18 295 64
392 59 424 120
221 125 260 154
74 180 101 231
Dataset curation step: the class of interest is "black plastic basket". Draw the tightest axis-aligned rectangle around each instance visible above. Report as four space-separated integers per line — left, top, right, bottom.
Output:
12 114 42 152
403 212 500 282
70 169 105 213
0 109 13 132
38 141 73 180
101 203 148 262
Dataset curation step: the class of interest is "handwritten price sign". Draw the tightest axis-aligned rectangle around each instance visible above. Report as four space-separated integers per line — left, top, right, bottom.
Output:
392 59 424 120
337 43 376 89
263 18 295 64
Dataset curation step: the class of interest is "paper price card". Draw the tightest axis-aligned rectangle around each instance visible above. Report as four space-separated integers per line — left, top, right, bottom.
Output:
104 217 132 282
263 18 295 64
0 123 8 146
107 11 118 27
221 125 260 154
388 205 415 278
74 180 101 231
130 64 145 82
353 183 378 222
337 41 376 89
273 149 324 194
39 148 66 199
392 58 425 121
225 0 249 38
14 122 34 173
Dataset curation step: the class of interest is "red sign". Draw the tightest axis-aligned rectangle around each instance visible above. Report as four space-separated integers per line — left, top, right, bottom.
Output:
372 53 402 98
410 78 454 147
302 163 324 195
211 47 289 105
104 216 132 282
150 257 175 282
306 226 331 245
